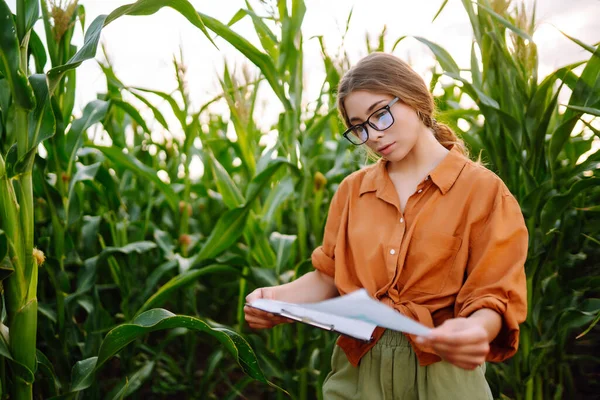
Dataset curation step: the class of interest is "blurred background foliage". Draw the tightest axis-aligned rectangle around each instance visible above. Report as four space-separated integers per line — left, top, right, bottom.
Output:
0 0 598 399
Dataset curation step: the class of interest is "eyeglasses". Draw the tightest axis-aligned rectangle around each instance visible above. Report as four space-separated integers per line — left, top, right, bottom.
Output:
342 97 399 145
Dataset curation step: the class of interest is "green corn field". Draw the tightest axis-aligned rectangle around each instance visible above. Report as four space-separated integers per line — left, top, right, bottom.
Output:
0 0 598 399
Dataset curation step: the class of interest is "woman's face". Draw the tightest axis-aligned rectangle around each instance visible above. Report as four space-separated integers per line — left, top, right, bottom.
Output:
343 90 422 162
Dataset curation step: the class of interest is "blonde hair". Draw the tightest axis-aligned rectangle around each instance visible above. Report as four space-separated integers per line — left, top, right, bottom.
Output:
337 52 468 158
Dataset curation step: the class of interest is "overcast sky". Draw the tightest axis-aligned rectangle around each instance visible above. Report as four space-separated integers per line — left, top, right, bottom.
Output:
6 1 596 109
5 0 600 167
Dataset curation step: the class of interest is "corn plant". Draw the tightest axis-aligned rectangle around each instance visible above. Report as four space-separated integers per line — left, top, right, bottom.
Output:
428 1 600 398
2 0 597 398
0 0 282 398
192 2 369 398
194 0 599 398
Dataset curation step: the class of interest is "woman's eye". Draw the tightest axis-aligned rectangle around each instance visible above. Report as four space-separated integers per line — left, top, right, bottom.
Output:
352 126 366 136
375 111 389 120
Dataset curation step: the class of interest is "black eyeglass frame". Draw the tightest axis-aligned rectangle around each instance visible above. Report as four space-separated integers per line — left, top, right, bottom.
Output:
342 97 400 145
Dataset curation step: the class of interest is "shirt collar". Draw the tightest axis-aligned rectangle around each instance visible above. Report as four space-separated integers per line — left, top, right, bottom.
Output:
359 158 386 196
359 145 467 196
428 146 468 194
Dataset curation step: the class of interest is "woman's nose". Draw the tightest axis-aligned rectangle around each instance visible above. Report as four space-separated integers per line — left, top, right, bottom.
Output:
367 125 384 141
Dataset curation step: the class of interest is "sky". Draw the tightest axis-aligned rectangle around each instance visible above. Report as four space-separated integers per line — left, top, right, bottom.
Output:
4 0 600 175
65 0 599 108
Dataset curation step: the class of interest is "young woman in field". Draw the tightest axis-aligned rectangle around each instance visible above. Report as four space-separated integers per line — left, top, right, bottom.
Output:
244 52 528 399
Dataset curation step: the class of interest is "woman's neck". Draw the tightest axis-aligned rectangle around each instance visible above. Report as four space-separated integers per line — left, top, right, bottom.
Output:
386 127 449 179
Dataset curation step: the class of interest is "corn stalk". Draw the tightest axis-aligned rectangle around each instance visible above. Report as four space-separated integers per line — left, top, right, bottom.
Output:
0 0 280 398
431 1 600 398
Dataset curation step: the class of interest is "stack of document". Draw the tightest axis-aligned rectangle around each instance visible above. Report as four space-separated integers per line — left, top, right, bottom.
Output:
248 289 430 342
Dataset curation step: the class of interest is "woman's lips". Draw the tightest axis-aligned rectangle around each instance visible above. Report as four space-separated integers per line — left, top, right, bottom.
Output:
378 142 396 155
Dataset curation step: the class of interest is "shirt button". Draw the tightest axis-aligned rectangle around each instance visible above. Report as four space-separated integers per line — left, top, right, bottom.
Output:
390 249 396 255
417 189 423 193
400 217 404 223
425 176 430 180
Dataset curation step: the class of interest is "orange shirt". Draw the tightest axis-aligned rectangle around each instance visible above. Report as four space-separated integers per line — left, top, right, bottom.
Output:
311 146 528 367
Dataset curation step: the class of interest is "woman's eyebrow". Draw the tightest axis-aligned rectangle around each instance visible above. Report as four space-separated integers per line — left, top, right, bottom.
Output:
349 99 387 123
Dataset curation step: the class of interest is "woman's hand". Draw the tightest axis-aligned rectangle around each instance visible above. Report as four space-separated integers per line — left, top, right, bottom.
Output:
244 287 293 330
416 317 490 370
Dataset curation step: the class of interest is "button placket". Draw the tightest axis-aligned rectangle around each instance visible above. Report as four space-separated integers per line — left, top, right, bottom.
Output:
387 242 400 278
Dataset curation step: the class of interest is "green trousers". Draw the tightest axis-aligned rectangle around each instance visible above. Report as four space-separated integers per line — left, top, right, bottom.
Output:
322 330 493 400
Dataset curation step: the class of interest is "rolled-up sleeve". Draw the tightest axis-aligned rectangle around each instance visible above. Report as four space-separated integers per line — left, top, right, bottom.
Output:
456 187 528 362
311 180 348 278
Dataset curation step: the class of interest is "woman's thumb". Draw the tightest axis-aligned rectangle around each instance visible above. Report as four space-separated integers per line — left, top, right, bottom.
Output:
246 288 261 303
262 287 276 300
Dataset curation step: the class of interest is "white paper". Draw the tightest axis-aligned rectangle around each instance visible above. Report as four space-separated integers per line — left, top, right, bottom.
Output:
250 289 431 339
300 289 431 336
251 299 377 341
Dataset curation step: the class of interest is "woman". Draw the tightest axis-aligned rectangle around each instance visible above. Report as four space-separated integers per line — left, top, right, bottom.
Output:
244 52 528 399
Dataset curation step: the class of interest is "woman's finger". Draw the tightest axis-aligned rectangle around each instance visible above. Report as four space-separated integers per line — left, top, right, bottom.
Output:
245 288 264 303
245 314 272 324
427 329 488 347
244 304 293 321
248 323 274 330
244 306 274 319
245 311 292 327
246 320 275 329
432 342 489 357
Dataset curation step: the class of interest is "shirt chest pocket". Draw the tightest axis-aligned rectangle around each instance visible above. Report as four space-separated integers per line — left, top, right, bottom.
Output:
398 230 462 295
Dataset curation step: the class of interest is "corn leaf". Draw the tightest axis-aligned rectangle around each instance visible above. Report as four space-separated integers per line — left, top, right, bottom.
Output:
246 158 297 203
110 98 151 133
559 29 598 54
36 349 59 397
208 152 245 209
432 0 449 22
22 0 39 38
246 212 277 268
29 29 47 73
414 36 460 74
0 0 35 109
64 309 282 394
0 228 6 263
136 265 239 315
26 75 55 154
476 3 533 41
194 206 250 263
540 178 599 234
261 176 294 227
108 360 155 400
130 87 185 128
0 330 35 384
64 100 109 168
140 259 178 302
270 232 296 276
198 11 291 111
241 3 278 59
564 104 600 117
128 90 169 130
549 115 581 172
90 145 179 211
47 0 215 93
576 311 600 339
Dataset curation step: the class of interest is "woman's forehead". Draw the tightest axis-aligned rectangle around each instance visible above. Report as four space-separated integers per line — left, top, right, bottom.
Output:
344 91 393 117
